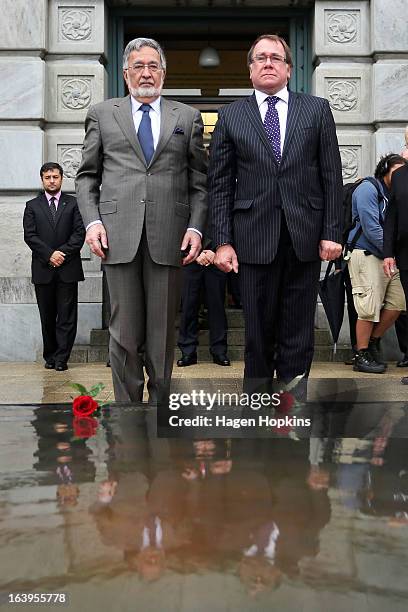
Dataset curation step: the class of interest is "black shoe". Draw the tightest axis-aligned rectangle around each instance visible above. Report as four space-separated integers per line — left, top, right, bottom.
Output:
44 361 55 369
55 362 68 371
353 349 385 374
368 337 387 367
177 353 197 367
397 355 408 367
344 351 358 366
212 354 231 366
401 376 408 385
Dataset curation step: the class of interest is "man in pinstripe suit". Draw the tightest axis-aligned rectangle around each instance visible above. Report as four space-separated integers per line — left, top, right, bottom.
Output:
208 34 343 393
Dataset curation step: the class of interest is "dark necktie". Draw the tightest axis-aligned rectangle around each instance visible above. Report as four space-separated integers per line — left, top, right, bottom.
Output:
49 196 57 221
138 104 154 164
264 96 281 164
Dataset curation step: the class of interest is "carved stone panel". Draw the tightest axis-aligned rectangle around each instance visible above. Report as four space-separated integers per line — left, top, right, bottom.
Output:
57 145 82 178
336 131 372 183
59 7 94 42
46 61 105 123
325 11 359 46
58 77 93 111
313 1 370 57
326 79 360 112
312 63 371 124
339 146 361 181
48 0 105 55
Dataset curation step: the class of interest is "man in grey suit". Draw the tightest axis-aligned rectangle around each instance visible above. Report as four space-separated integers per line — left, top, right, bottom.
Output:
76 38 207 403
208 34 343 394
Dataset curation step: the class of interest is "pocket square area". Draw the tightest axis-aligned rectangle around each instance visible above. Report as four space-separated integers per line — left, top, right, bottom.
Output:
174 127 184 135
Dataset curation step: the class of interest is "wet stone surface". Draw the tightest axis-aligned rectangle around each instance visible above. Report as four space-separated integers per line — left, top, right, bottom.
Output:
0 401 408 611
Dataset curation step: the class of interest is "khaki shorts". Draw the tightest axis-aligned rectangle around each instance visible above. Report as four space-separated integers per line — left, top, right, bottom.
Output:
348 250 406 322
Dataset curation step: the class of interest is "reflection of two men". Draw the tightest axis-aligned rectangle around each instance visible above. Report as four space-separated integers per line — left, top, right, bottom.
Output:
89 438 331 595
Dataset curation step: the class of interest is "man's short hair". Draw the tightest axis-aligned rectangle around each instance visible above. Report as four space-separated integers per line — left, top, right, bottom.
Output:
247 34 293 68
374 154 407 179
40 162 64 178
123 37 166 71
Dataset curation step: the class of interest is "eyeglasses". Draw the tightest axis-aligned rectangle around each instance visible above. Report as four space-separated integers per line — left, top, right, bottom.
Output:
251 54 287 66
126 62 162 73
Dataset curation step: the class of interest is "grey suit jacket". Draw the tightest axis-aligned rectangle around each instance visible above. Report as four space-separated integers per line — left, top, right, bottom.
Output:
75 96 208 266
208 91 343 264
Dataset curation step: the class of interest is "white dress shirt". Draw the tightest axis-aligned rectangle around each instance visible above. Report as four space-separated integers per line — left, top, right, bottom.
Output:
255 86 289 155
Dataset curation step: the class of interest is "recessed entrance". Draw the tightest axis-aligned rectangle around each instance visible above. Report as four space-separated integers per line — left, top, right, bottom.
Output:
108 7 311 106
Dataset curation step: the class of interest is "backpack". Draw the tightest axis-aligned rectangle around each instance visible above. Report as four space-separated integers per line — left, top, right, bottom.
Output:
342 176 384 253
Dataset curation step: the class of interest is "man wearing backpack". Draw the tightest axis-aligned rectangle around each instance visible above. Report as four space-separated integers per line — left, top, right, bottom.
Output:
346 154 406 373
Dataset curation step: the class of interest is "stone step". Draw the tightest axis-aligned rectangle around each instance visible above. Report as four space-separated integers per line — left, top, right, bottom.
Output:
89 327 333 347
70 344 352 364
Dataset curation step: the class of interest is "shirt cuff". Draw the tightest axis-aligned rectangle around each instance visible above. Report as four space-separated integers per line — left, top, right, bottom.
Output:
187 227 202 239
86 220 103 231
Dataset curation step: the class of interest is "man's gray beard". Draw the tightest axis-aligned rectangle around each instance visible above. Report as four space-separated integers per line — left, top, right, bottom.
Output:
130 86 161 98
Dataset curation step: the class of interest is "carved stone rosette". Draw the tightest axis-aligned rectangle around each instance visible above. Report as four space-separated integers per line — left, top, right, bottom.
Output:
60 9 92 41
58 146 82 179
327 79 359 112
60 78 92 110
326 11 359 45
340 147 360 181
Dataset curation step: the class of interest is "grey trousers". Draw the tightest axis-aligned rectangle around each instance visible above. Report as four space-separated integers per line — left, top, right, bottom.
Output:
105 234 181 404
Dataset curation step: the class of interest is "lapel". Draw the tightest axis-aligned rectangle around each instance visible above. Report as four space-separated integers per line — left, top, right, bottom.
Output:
54 194 67 228
150 97 179 165
113 95 146 165
244 94 279 166
280 91 302 165
39 193 56 229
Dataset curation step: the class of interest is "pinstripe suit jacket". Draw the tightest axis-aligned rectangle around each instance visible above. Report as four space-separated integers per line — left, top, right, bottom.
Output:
208 91 343 263
75 96 208 266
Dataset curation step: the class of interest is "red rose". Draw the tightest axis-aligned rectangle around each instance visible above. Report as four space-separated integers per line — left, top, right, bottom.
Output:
276 392 295 415
72 395 99 417
73 416 98 439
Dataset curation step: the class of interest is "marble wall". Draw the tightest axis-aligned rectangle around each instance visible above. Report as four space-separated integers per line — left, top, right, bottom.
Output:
0 0 106 361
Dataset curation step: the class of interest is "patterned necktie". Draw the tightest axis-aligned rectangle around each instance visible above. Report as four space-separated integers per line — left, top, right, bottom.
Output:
263 96 281 163
49 196 57 221
138 104 154 164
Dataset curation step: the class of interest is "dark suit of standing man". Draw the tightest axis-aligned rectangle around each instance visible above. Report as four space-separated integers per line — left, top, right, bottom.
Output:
383 162 408 369
75 38 207 404
23 162 85 370
208 34 343 393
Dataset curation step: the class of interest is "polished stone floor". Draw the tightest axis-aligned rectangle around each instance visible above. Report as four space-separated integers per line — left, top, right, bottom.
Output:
1 364 408 611
1 361 408 404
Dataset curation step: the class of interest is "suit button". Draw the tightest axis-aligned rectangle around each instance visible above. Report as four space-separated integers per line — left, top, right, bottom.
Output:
146 172 151 176
140 199 145 203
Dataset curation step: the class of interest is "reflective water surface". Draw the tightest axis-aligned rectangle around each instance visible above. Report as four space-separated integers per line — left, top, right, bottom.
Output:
1 403 408 611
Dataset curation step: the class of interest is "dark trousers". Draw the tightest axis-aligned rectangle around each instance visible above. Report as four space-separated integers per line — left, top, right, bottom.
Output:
105 229 181 404
35 279 78 364
397 270 408 355
178 262 228 357
239 217 321 389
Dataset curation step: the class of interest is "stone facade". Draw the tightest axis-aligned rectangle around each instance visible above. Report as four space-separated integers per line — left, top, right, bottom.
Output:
0 0 407 360
0 0 106 360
